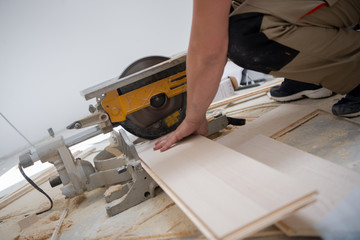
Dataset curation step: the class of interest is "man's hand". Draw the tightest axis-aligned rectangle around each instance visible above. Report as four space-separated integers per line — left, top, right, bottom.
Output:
153 117 208 152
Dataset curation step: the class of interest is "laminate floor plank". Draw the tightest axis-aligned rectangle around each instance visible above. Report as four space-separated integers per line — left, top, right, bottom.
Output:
233 135 360 236
137 135 317 240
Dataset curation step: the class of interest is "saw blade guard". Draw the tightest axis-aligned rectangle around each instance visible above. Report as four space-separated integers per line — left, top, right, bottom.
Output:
103 56 187 139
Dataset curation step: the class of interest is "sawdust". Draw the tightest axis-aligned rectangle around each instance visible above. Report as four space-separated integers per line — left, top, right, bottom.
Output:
104 184 123 197
69 194 86 208
49 213 60 222
94 202 177 240
1 198 65 221
52 197 66 208
14 210 73 240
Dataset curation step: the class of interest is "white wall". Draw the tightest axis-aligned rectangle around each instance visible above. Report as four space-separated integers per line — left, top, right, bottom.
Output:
0 0 193 159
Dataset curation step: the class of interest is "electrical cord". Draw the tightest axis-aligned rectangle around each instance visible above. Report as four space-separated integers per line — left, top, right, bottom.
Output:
1 112 53 214
18 163 53 215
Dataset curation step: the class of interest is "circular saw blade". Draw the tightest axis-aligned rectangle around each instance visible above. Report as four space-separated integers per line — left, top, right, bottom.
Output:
118 56 186 139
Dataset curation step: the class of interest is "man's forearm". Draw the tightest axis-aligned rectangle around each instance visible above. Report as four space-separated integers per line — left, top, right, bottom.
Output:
185 0 231 122
185 49 228 122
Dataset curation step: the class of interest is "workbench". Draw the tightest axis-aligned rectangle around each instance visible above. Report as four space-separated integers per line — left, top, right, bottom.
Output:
1 79 359 240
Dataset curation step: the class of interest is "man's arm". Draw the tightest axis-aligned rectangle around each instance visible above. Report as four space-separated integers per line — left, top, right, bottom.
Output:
154 0 232 151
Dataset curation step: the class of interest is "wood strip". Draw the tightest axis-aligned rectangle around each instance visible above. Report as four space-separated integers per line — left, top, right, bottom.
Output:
233 135 360 236
209 79 283 110
75 147 96 160
72 150 82 158
115 230 200 240
216 104 317 148
270 110 319 139
137 135 317 240
50 208 69 240
246 229 284 238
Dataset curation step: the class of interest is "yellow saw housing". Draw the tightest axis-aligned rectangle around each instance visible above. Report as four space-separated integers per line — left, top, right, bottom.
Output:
101 70 187 124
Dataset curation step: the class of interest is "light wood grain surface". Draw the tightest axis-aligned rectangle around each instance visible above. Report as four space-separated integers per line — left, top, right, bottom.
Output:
233 135 360 236
137 135 317 240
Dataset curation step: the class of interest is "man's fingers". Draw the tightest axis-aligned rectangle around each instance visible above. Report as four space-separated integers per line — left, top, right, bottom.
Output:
153 143 162 151
160 134 178 152
153 118 205 152
154 131 181 152
153 137 168 150
153 132 176 151
153 140 163 150
154 135 168 146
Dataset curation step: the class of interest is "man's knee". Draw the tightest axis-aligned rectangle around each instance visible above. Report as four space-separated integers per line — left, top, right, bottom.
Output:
227 13 299 73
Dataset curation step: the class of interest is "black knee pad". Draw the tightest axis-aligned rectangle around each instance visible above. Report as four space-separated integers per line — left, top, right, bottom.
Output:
228 13 299 74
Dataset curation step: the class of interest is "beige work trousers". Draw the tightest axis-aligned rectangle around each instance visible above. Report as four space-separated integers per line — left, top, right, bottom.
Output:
233 0 360 94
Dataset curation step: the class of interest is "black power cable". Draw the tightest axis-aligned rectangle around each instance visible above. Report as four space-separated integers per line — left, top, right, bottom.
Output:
1 112 53 215
18 163 53 215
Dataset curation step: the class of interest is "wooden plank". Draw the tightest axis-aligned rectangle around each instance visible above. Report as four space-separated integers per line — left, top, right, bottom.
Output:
270 110 319 139
216 104 318 148
232 135 360 236
209 79 283 110
137 135 317 240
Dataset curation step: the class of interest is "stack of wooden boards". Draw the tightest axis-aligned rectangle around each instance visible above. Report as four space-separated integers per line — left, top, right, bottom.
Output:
136 104 360 240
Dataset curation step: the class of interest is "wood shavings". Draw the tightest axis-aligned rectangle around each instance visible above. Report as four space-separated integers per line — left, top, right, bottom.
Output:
15 210 72 240
69 194 86 208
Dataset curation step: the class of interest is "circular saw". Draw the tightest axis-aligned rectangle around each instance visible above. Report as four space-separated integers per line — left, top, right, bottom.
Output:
71 53 188 140
114 56 187 139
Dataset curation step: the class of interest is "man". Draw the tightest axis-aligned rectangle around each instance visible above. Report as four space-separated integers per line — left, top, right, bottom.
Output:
154 0 360 152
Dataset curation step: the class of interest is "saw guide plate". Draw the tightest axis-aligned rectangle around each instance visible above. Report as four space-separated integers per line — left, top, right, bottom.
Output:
136 135 317 240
